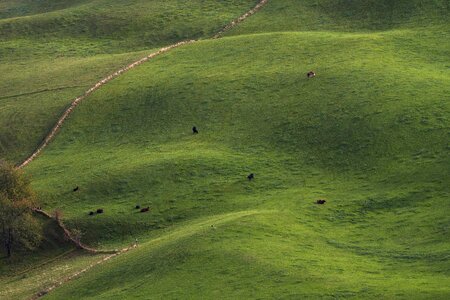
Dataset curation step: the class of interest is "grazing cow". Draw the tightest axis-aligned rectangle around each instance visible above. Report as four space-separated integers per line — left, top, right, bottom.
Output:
135 205 141 209
247 173 254 181
316 200 326 205
140 207 150 213
307 71 316 78
192 126 199 134
96 208 104 214
89 211 95 216
73 186 79 192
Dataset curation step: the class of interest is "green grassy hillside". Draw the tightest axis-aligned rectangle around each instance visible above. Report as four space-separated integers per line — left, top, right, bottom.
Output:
27 29 449 245
0 0 256 163
2 0 450 298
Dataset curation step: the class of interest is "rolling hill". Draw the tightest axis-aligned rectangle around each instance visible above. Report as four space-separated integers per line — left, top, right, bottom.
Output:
1 0 449 299
0 0 257 163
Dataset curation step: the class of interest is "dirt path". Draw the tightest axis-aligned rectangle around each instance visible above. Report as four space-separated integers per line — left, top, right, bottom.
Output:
18 0 269 169
24 1 269 298
17 40 193 169
213 0 268 38
30 248 134 300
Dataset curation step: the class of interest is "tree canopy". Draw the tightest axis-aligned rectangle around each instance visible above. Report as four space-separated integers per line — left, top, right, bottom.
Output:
0 161 42 257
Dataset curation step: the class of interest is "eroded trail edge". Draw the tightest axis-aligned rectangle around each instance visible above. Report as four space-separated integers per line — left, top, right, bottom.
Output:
18 0 268 169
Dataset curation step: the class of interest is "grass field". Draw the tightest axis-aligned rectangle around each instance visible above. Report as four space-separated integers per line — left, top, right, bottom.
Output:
1 0 449 299
0 0 257 163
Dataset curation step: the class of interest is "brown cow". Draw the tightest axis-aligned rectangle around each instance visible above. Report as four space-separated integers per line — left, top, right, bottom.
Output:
307 71 316 78
140 207 150 213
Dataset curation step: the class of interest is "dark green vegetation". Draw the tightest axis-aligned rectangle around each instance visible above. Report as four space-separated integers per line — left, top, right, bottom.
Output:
2 0 450 299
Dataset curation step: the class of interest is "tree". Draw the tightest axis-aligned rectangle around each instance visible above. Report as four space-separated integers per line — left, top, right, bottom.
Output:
0 160 42 257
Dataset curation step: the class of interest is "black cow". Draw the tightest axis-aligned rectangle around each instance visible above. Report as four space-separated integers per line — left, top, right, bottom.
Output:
73 186 79 192
135 205 141 209
192 126 199 134
140 207 150 213
316 200 326 205
96 208 104 214
247 173 254 181
89 211 95 216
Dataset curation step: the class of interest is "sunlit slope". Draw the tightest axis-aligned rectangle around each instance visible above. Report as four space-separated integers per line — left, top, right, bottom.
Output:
0 0 256 163
46 210 449 299
27 30 449 250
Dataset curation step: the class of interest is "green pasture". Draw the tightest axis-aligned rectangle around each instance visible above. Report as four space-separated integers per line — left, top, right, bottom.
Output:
1 0 449 299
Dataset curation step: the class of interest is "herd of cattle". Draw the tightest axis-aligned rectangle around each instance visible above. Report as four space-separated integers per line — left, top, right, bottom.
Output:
79 70 322 217
86 205 149 216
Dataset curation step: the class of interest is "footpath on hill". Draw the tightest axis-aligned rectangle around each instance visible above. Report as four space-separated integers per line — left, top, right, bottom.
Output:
24 1 270 299
18 0 269 169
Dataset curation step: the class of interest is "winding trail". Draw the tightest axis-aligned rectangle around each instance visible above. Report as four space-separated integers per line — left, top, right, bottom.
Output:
30 249 134 300
18 40 194 169
24 1 269 298
18 0 269 169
